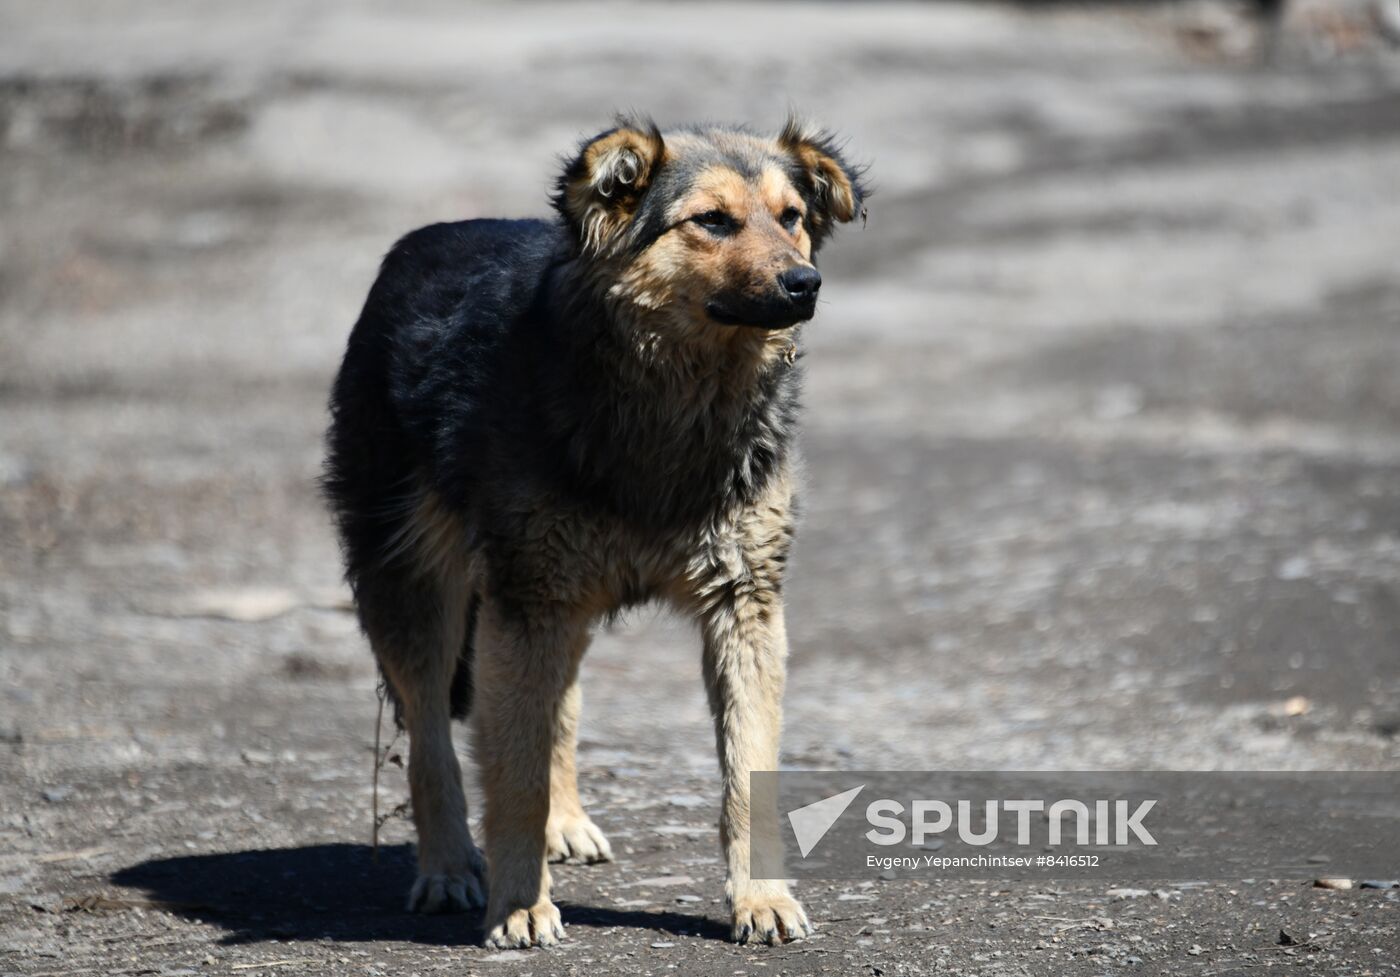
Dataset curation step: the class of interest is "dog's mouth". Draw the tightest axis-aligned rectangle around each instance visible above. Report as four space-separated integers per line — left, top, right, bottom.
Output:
705 301 811 331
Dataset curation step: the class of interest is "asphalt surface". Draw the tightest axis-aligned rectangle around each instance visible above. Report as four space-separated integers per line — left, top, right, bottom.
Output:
2 1 1399 974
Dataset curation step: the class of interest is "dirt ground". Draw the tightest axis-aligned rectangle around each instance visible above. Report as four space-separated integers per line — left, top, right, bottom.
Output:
2 1 1399 974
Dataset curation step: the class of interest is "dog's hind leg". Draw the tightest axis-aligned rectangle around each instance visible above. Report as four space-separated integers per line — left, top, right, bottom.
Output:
363 569 486 913
474 597 589 948
544 670 613 864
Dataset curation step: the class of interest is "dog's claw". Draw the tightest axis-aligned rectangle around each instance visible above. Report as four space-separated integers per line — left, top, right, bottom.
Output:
731 892 812 946
484 900 565 949
546 813 613 864
407 870 487 913
407 846 488 913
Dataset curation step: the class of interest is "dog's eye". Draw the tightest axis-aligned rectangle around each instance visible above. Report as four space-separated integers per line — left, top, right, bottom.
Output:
779 207 803 231
691 210 735 235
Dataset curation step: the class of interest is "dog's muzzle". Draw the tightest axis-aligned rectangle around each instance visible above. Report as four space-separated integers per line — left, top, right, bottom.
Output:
707 268 821 330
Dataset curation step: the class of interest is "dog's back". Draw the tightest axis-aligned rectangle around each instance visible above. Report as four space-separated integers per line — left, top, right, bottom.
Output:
324 218 560 595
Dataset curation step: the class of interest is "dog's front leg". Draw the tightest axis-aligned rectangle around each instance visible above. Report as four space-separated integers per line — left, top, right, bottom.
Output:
473 597 588 949
701 595 813 945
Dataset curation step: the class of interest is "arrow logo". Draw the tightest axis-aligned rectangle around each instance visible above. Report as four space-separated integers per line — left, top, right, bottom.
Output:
787 785 865 858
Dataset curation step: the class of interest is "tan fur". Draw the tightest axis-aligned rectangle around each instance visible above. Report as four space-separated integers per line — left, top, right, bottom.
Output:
395 464 808 945
758 166 813 259
777 119 860 228
383 487 471 581
545 679 612 864
563 125 667 254
471 598 594 947
605 161 813 370
670 471 807 943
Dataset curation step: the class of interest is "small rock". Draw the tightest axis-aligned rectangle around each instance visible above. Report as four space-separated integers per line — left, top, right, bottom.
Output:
1305 854 1331 864
650 941 676 948
1093 384 1144 420
1359 880 1399 889
482 950 529 962
41 787 73 803
180 586 302 622
1107 887 1150 900
1275 555 1312 580
1187 944 1204 956
626 875 694 888
653 824 707 836
0 452 32 487
1281 695 1311 717
675 894 702 903
666 794 707 809
1313 877 1352 890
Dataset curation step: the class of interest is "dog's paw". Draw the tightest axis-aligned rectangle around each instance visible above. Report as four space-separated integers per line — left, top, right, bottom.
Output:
546 812 613 864
407 847 488 913
483 898 565 949
731 891 813 946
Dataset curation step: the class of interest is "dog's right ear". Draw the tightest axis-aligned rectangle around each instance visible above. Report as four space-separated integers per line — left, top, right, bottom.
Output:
554 120 666 254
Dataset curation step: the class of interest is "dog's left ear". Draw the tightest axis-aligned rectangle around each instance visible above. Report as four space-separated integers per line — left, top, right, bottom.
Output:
554 119 667 254
777 117 868 250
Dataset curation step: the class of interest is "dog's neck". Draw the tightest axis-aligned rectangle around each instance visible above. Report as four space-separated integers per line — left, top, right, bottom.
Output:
548 257 799 409
607 301 798 406
537 266 802 528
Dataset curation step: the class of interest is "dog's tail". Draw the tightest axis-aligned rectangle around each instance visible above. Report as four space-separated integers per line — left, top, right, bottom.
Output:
447 590 479 720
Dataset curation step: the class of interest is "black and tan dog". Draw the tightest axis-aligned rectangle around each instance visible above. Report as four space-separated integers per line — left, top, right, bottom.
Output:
324 116 865 949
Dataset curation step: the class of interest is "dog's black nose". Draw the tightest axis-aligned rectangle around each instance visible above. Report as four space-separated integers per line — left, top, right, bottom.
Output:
780 266 822 302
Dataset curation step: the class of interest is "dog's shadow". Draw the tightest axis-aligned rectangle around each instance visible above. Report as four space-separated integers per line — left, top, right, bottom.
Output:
111 843 726 946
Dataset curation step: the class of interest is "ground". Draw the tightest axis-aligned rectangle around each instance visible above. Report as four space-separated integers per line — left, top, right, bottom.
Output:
2 1 1399 974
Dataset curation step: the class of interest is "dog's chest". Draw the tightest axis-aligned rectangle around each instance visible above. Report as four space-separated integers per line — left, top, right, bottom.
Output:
498 498 755 618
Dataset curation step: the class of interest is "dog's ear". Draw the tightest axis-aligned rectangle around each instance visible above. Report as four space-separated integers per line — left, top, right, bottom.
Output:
777 116 867 250
554 119 666 254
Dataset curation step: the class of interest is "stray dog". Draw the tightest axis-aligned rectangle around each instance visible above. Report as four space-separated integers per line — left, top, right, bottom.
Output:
324 116 865 948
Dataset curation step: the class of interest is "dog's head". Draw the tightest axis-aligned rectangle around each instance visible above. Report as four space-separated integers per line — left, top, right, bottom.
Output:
554 116 866 332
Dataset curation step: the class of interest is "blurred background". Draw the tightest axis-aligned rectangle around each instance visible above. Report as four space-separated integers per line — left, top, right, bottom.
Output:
2 1 1398 972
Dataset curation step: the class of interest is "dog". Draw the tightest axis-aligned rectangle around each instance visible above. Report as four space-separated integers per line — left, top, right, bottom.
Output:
323 116 865 949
